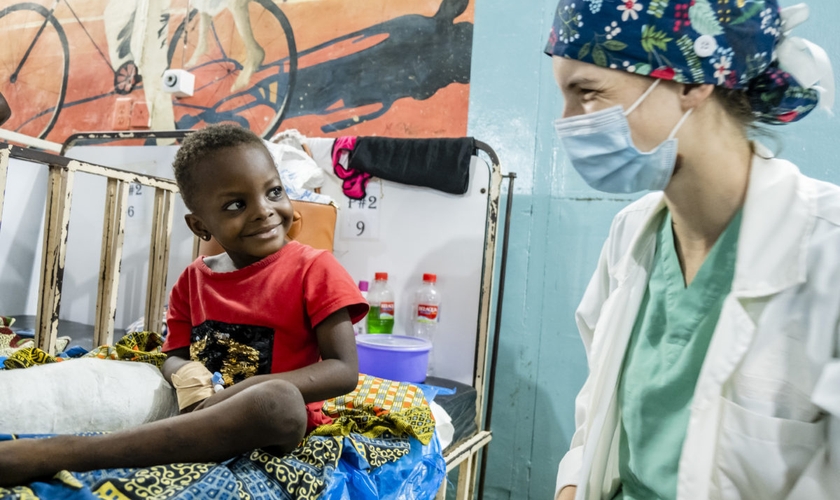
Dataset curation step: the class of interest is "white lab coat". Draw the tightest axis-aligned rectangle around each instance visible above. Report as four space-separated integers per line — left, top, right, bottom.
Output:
556 147 840 500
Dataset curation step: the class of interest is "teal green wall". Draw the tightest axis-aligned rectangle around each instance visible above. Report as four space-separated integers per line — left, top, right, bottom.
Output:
467 0 840 498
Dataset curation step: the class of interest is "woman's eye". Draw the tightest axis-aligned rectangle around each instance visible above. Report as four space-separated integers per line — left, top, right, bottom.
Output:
268 186 284 199
224 201 244 211
580 89 597 101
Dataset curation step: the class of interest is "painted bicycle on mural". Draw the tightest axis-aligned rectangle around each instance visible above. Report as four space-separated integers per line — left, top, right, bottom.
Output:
0 0 298 139
0 0 472 140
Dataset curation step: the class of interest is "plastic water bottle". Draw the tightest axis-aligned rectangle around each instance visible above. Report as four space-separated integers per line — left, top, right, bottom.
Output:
412 274 440 375
354 281 369 336
367 273 395 334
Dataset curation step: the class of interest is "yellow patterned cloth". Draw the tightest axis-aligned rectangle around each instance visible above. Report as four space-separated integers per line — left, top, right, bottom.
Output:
319 374 436 444
3 347 55 370
0 317 71 358
323 373 430 417
313 405 435 446
84 331 167 368
2 331 166 370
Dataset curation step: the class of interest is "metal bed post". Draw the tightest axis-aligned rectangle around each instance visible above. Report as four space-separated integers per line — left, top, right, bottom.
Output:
94 178 130 346
476 171 516 499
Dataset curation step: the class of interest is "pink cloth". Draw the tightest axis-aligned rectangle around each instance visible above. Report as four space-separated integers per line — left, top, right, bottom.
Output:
331 136 372 200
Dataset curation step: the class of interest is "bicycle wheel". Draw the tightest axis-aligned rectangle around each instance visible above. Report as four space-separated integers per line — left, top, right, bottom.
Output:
167 0 297 138
0 2 69 139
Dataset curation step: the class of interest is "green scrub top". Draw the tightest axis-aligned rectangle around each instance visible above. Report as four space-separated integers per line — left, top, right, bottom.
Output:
614 208 742 500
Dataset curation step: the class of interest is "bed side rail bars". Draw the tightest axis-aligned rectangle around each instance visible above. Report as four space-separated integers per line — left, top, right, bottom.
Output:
0 142 179 353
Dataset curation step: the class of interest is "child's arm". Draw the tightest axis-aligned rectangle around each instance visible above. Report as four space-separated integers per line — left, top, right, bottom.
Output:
161 347 192 385
195 308 358 410
162 347 214 414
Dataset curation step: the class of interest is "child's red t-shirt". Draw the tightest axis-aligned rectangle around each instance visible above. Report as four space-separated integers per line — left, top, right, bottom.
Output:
163 241 368 429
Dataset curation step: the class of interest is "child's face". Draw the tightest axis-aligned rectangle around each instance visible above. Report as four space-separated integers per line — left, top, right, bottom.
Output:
185 143 294 269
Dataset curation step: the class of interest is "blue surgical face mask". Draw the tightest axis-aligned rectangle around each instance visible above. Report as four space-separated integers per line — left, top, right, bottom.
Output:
554 80 693 194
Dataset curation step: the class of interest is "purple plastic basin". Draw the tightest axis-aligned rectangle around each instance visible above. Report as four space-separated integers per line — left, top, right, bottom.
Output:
355 334 432 383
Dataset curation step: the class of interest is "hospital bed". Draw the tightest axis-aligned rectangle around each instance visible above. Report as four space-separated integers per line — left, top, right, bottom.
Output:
0 129 514 499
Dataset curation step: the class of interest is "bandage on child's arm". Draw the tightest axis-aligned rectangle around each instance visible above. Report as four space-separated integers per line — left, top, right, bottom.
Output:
170 361 215 411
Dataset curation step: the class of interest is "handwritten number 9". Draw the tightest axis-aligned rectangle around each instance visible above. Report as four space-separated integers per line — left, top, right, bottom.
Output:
356 221 365 236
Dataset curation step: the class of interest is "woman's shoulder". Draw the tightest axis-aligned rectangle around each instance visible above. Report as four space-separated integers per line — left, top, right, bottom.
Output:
754 152 840 226
801 175 840 228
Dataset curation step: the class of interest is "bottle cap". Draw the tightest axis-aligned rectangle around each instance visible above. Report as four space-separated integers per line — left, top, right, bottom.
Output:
422 273 437 283
359 280 369 292
375 272 388 281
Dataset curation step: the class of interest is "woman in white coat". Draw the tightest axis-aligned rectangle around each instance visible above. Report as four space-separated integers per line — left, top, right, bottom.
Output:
547 1 839 499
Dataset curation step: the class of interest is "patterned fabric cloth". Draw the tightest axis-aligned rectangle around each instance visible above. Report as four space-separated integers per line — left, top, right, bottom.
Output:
2 332 166 370
545 0 825 124
2 347 55 370
0 317 69 358
324 374 430 417
0 374 443 500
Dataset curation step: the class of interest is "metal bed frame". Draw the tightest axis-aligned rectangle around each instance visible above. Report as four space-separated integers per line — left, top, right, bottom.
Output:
0 129 515 500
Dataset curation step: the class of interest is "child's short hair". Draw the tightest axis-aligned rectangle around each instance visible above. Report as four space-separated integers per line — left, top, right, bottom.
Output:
173 124 266 210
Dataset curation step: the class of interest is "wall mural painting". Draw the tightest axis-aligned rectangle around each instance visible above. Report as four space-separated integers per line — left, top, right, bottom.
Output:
0 0 474 142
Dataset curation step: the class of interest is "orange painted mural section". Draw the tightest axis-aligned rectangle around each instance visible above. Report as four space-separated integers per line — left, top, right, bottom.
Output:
0 0 473 143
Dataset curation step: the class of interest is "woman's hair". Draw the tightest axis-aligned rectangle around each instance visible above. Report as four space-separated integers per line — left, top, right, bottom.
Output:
173 124 265 211
714 86 781 149
714 87 756 132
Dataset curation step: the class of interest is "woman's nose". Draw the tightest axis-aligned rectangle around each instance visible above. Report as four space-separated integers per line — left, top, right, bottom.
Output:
561 101 582 119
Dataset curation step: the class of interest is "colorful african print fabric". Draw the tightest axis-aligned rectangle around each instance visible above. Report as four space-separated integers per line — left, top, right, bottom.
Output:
2 332 167 370
0 317 69 359
546 0 824 124
0 375 443 500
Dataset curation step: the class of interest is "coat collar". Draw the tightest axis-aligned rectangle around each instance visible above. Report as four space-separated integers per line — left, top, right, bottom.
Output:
731 144 815 297
612 143 814 298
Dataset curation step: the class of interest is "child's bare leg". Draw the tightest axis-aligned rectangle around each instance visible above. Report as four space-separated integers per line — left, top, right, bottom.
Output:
0 379 306 487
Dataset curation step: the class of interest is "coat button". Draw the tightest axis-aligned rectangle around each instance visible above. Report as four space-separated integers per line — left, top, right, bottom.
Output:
694 35 718 58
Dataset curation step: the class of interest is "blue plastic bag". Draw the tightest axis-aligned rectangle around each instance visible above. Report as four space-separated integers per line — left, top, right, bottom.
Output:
320 434 445 500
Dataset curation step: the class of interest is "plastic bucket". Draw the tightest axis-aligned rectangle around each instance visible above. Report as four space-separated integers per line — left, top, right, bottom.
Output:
355 334 432 383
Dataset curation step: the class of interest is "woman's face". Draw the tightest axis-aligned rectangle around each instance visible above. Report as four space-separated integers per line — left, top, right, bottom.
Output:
553 56 687 153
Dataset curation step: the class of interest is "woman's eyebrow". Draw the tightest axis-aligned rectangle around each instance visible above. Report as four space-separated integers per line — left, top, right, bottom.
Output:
565 76 598 91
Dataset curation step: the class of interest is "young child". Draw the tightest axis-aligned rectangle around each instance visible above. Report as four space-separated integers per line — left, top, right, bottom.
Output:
0 124 368 486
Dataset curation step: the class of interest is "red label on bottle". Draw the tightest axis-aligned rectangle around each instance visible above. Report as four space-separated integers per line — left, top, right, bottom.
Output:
417 304 439 322
379 302 395 319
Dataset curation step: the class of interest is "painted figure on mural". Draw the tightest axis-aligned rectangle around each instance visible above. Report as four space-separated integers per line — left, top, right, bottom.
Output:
104 0 264 93
187 0 264 91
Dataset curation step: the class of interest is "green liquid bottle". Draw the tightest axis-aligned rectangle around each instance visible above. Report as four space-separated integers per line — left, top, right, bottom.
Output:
366 272 395 334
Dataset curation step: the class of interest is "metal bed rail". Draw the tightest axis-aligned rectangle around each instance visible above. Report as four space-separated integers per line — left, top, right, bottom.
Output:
0 141 179 353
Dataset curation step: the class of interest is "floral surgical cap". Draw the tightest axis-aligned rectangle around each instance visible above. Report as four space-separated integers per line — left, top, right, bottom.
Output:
545 1 835 124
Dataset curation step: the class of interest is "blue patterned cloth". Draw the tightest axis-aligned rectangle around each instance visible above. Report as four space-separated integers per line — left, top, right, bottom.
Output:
545 0 825 124
0 434 444 500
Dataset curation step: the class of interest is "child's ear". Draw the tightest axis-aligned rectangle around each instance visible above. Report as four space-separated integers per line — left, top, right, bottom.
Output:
184 214 211 241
